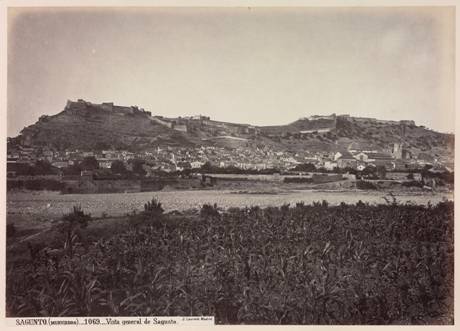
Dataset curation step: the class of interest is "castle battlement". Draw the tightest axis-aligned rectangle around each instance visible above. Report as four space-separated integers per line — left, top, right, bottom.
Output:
65 99 151 116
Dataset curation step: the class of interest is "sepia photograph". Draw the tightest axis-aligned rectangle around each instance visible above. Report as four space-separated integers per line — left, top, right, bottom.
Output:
3 2 456 326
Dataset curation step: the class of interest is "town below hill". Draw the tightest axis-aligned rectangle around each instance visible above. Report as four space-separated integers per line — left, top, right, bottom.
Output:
7 99 454 194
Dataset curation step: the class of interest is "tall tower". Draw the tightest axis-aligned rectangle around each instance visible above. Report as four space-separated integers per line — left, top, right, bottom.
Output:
392 122 408 159
400 122 406 138
393 143 403 159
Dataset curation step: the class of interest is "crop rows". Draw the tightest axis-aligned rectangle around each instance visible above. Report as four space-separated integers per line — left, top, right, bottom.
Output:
6 200 454 324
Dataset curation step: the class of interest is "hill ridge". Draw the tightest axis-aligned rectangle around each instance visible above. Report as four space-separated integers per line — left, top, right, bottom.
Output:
8 99 454 163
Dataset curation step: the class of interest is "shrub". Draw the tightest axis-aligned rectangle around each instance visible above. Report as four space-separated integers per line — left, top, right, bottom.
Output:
143 197 164 216
7 179 64 191
402 181 424 188
131 197 165 227
284 177 313 183
356 180 378 190
200 203 220 219
58 205 91 257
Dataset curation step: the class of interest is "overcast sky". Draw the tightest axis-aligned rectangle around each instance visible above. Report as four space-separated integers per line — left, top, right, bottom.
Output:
7 7 455 136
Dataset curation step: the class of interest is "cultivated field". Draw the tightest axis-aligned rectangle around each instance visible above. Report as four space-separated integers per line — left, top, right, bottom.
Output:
6 199 454 324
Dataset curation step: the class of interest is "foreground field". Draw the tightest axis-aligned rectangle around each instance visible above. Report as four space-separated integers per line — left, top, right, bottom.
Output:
6 199 453 324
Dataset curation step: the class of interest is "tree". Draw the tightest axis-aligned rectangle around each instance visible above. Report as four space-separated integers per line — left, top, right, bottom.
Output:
200 161 213 173
342 167 358 175
58 206 91 258
111 160 127 174
63 163 82 176
131 159 146 176
376 165 387 179
181 168 192 178
293 163 316 172
33 160 56 175
421 164 433 181
143 197 164 217
79 156 99 171
361 166 377 179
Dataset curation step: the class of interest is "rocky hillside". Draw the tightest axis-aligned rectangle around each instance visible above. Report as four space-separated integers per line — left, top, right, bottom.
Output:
16 100 193 151
334 117 454 157
260 116 336 136
10 100 454 160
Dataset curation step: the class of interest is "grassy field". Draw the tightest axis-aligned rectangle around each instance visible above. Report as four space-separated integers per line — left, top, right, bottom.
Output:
6 199 454 324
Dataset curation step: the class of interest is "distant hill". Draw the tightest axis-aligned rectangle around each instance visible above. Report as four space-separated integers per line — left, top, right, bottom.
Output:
260 115 337 136
14 100 193 151
9 100 454 161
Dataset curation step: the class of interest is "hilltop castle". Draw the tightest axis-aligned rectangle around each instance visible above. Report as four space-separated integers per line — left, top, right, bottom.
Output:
65 99 152 117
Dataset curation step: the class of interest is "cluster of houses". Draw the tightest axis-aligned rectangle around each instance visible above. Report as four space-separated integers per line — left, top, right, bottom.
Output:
7 139 453 178
327 150 399 171
318 142 452 172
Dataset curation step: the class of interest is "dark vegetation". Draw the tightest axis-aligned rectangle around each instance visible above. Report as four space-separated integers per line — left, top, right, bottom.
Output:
63 157 148 177
7 158 453 194
6 199 453 324
291 163 317 172
421 166 454 185
402 181 424 188
356 180 378 190
284 177 313 183
7 160 60 176
290 163 386 178
7 179 65 191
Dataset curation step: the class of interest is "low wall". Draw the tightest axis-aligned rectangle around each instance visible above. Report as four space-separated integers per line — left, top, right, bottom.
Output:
311 174 344 183
205 173 345 183
141 178 178 191
7 178 64 191
203 174 283 182
61 178 182 194
62 179 141 194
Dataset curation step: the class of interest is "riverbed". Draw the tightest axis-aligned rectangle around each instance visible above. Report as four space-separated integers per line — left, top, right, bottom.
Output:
7 189 453 218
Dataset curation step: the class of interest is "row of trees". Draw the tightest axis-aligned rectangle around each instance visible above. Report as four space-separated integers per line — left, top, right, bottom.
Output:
10 158 453 184
62 157 147 177
291 163 452 184
7 160 60 176
291 163 387 179
8 157 148 178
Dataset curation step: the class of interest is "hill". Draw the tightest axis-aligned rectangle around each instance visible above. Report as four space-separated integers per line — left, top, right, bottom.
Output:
9 100 454 161
15 100 193 151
